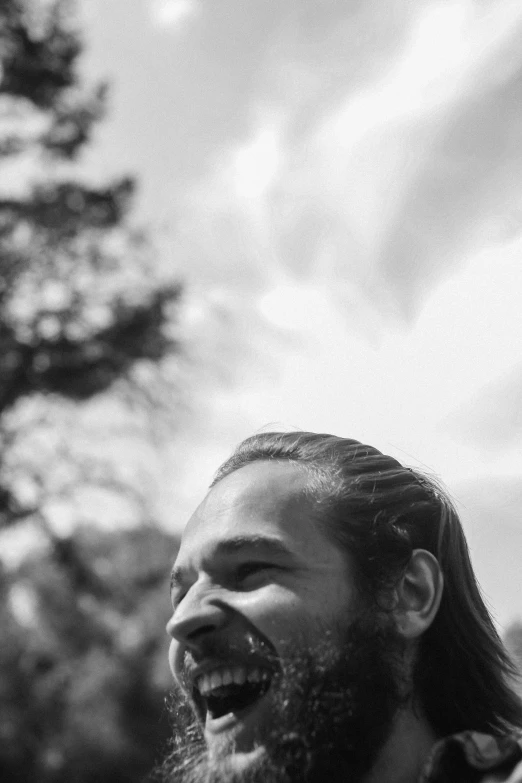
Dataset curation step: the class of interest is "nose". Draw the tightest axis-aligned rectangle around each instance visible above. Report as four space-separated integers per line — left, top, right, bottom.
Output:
166 584 228 647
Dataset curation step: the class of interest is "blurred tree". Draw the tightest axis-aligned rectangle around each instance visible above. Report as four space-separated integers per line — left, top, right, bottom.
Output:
0 0 181 524
0 0 179 427
0 1 181 780
1 526 178 783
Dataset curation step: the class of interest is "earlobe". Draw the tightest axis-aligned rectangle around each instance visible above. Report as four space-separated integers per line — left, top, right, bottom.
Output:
393 549 444 639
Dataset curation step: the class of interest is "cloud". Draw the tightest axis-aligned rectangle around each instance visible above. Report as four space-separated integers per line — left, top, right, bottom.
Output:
457 475 522 533
444 361 522 451
166 0 522 325
282 0 522 318
149 0 198 29
454 475 522 628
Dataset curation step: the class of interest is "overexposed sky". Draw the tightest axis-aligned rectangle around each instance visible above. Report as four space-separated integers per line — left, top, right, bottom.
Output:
78 0 522 628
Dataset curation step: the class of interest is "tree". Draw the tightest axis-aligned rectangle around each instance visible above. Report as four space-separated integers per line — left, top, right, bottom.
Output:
1 525 178 783
0 0 180 525
0 1 179 399
0 1 181 779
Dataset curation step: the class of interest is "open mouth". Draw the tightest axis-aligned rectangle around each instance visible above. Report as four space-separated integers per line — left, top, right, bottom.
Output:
206 680 271 719
193 667 272 722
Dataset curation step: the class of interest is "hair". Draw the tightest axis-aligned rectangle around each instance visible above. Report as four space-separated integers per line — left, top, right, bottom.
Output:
211 430 522 738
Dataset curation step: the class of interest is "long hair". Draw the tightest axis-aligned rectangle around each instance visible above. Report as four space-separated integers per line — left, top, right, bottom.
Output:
211 430 522 737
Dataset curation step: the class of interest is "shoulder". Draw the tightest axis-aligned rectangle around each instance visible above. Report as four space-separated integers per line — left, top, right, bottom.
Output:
421 731 522 783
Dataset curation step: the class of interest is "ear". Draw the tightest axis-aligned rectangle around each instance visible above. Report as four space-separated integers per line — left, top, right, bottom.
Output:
392 549 444 639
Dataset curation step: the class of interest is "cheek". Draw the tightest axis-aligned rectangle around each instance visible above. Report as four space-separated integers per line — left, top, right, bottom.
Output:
231 589 323 651
230 587 303 625
257 587 356 653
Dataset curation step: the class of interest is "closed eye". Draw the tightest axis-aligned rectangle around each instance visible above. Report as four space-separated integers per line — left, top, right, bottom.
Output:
170 589 187 609
234 561 275 587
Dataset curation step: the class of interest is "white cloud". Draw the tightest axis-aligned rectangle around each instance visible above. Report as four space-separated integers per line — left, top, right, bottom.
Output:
233 125 281 201
259 284 327 331
149 0 197 29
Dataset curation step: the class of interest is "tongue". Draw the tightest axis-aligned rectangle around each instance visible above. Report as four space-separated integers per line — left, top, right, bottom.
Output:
206 681 268 719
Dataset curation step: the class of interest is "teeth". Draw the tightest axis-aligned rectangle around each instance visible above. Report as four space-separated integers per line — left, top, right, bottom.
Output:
222 670 233 686
195 666 270 696
232 667 246 685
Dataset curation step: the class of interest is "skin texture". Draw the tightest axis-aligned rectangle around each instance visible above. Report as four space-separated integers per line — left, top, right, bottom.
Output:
165 461 442 783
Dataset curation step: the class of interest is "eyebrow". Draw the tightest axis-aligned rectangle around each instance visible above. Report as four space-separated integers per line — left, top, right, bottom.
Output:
169 535 294 590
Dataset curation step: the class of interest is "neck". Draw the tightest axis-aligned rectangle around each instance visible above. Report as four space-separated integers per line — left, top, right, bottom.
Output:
363 705 439 783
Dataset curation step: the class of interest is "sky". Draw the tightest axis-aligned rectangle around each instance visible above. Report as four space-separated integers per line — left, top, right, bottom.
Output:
75 0 522 629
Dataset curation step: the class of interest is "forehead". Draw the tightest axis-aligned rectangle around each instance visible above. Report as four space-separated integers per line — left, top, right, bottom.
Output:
176 461 338 567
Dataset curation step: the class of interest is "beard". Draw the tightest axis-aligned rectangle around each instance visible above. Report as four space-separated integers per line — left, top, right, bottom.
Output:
152 612 410 783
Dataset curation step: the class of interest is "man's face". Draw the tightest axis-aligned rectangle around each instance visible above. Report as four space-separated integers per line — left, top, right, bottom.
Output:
167 461 357 758
165 460 407 782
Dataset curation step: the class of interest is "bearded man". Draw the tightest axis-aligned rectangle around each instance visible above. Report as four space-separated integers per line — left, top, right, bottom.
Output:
158 431 522 783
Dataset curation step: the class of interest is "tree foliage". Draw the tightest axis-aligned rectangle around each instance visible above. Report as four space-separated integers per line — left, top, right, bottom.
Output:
0 0 103 157
1 526 177 783
0 0 179 413
0 2 181 779
0 0 180 520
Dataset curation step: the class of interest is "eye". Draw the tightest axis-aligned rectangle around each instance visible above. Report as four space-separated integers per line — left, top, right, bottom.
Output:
170 590 186 609
170 581 189 609
234 562 274 588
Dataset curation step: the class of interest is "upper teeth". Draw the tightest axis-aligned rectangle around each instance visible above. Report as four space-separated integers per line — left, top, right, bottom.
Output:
196 667 269 697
